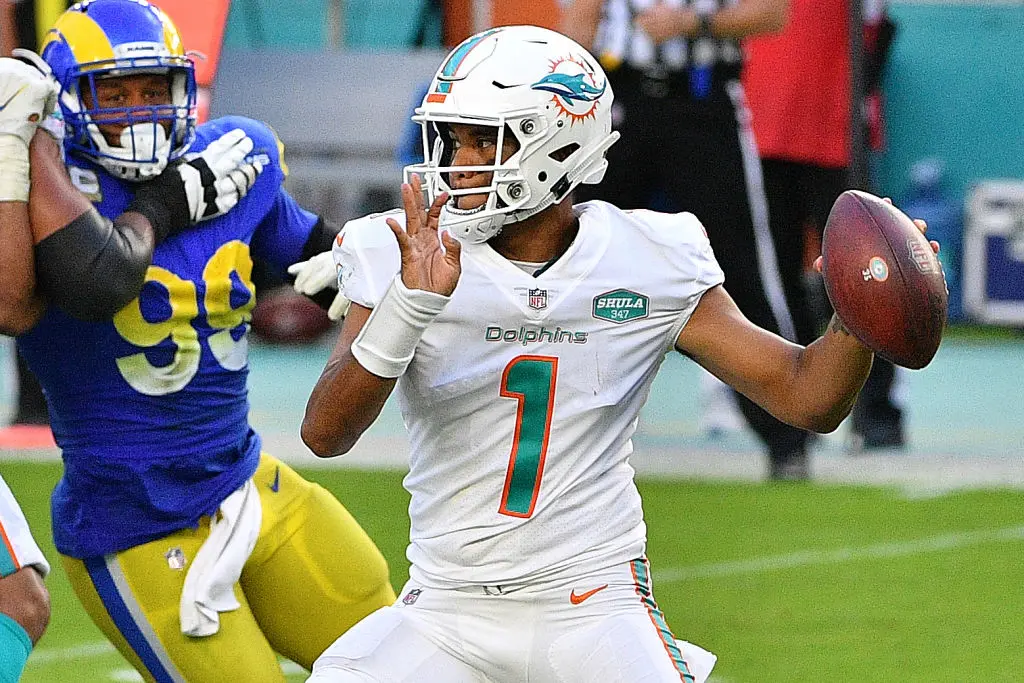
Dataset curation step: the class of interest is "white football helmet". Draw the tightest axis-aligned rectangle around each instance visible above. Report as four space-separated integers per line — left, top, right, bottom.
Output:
406 25 619 243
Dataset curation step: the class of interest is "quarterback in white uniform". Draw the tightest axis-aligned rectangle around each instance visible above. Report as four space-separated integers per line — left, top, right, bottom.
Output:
297 25 930 683
334 201 721 592
0 478 50 581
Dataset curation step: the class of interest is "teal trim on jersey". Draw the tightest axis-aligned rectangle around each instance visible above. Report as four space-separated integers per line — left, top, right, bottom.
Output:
631 559 694 682
0 613 31 683
0 541 17 578
499 356 556 517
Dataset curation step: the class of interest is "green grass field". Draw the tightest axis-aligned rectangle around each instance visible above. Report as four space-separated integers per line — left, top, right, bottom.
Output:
9 460 1024 682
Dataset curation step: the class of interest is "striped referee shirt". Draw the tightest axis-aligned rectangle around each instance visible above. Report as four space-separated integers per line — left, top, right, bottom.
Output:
592 0 743 74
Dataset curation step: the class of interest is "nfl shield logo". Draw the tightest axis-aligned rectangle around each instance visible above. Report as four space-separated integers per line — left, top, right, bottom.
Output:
907 238 937 274
528 288 548 310
165 547 187 571
402 588 422 606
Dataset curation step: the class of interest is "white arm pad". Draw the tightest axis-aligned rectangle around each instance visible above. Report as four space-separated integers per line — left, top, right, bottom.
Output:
350 275 451 378
0 137 29 202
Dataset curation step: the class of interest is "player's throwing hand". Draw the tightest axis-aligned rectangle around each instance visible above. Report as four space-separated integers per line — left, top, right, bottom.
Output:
386 173 461 296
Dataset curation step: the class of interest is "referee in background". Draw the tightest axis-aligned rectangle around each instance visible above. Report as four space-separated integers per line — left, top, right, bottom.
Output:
562 0 811 481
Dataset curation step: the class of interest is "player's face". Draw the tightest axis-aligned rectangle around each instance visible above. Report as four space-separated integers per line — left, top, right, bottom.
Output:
446 123 519 210
81 73 174 145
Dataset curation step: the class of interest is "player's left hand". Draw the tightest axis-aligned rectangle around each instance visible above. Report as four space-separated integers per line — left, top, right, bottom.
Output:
129 129 263 241
636 5 687 44
287 251 352 321
387 173 461 296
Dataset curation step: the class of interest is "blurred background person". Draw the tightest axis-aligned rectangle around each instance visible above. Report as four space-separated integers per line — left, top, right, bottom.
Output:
561 0 813 480
743 0 904 451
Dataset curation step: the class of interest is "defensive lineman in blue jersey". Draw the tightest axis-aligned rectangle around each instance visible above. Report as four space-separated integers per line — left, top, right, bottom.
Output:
20 114 310 558
1 1 394 681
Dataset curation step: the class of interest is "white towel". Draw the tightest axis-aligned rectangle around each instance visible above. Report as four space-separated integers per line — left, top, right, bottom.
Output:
179 478 262 637
675 639 718 683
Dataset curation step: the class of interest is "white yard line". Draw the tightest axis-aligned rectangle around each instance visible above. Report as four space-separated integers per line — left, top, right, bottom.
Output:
27 640 116 665
655 525 1024 584
29 525 1024 670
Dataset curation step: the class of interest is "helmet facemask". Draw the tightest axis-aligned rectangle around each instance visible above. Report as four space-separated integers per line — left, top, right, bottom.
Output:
408 116 529 243
62 56 196 181
408 110 615 244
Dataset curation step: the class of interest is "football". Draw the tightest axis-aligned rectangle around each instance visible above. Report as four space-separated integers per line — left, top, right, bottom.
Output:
250 286 333 345
821 190 948 369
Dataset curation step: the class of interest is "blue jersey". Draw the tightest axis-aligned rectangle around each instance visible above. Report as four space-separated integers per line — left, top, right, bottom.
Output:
17 116 319 559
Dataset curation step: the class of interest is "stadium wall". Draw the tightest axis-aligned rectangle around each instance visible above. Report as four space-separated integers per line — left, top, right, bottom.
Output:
880 1 1024 205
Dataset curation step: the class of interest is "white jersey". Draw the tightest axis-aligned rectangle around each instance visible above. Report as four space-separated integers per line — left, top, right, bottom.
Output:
335 200 724 588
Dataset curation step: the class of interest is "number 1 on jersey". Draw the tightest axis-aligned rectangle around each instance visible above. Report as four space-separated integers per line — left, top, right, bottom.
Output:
499 355 558 518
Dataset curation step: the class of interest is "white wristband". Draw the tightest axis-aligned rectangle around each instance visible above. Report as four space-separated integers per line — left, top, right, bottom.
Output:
0 136 30 202
350 275 451 378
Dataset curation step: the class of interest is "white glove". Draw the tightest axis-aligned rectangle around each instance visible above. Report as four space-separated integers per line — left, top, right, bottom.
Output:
0 54 60 201
0 53 58 145
181 128 263 223
287 251 352 321
128 128 263 241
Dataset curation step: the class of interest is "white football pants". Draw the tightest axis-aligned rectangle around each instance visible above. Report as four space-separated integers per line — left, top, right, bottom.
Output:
308 558 715 683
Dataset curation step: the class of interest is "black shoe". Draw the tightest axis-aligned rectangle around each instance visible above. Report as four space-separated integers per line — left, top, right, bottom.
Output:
850 405 906 452
768 449 809 481
852 419 906 451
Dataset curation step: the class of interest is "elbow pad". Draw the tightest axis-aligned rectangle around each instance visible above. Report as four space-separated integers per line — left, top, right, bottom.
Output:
34 209 150 321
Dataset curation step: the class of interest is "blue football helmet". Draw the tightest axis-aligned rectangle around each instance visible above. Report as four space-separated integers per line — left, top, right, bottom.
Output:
41 0 197 181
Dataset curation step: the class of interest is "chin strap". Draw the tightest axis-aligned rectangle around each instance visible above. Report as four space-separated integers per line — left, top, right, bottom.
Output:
440 203 508 244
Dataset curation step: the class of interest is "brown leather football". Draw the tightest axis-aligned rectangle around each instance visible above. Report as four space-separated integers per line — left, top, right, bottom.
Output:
821 190 948 369
250 286 332 345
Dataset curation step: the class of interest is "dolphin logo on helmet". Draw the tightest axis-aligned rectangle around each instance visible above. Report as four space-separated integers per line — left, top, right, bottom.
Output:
531 72 607 103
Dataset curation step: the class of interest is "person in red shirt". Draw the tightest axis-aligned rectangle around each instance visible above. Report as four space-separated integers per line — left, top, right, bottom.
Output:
743 0 903 450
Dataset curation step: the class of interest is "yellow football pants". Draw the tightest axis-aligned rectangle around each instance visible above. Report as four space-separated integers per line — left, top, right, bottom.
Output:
62 454 395 682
